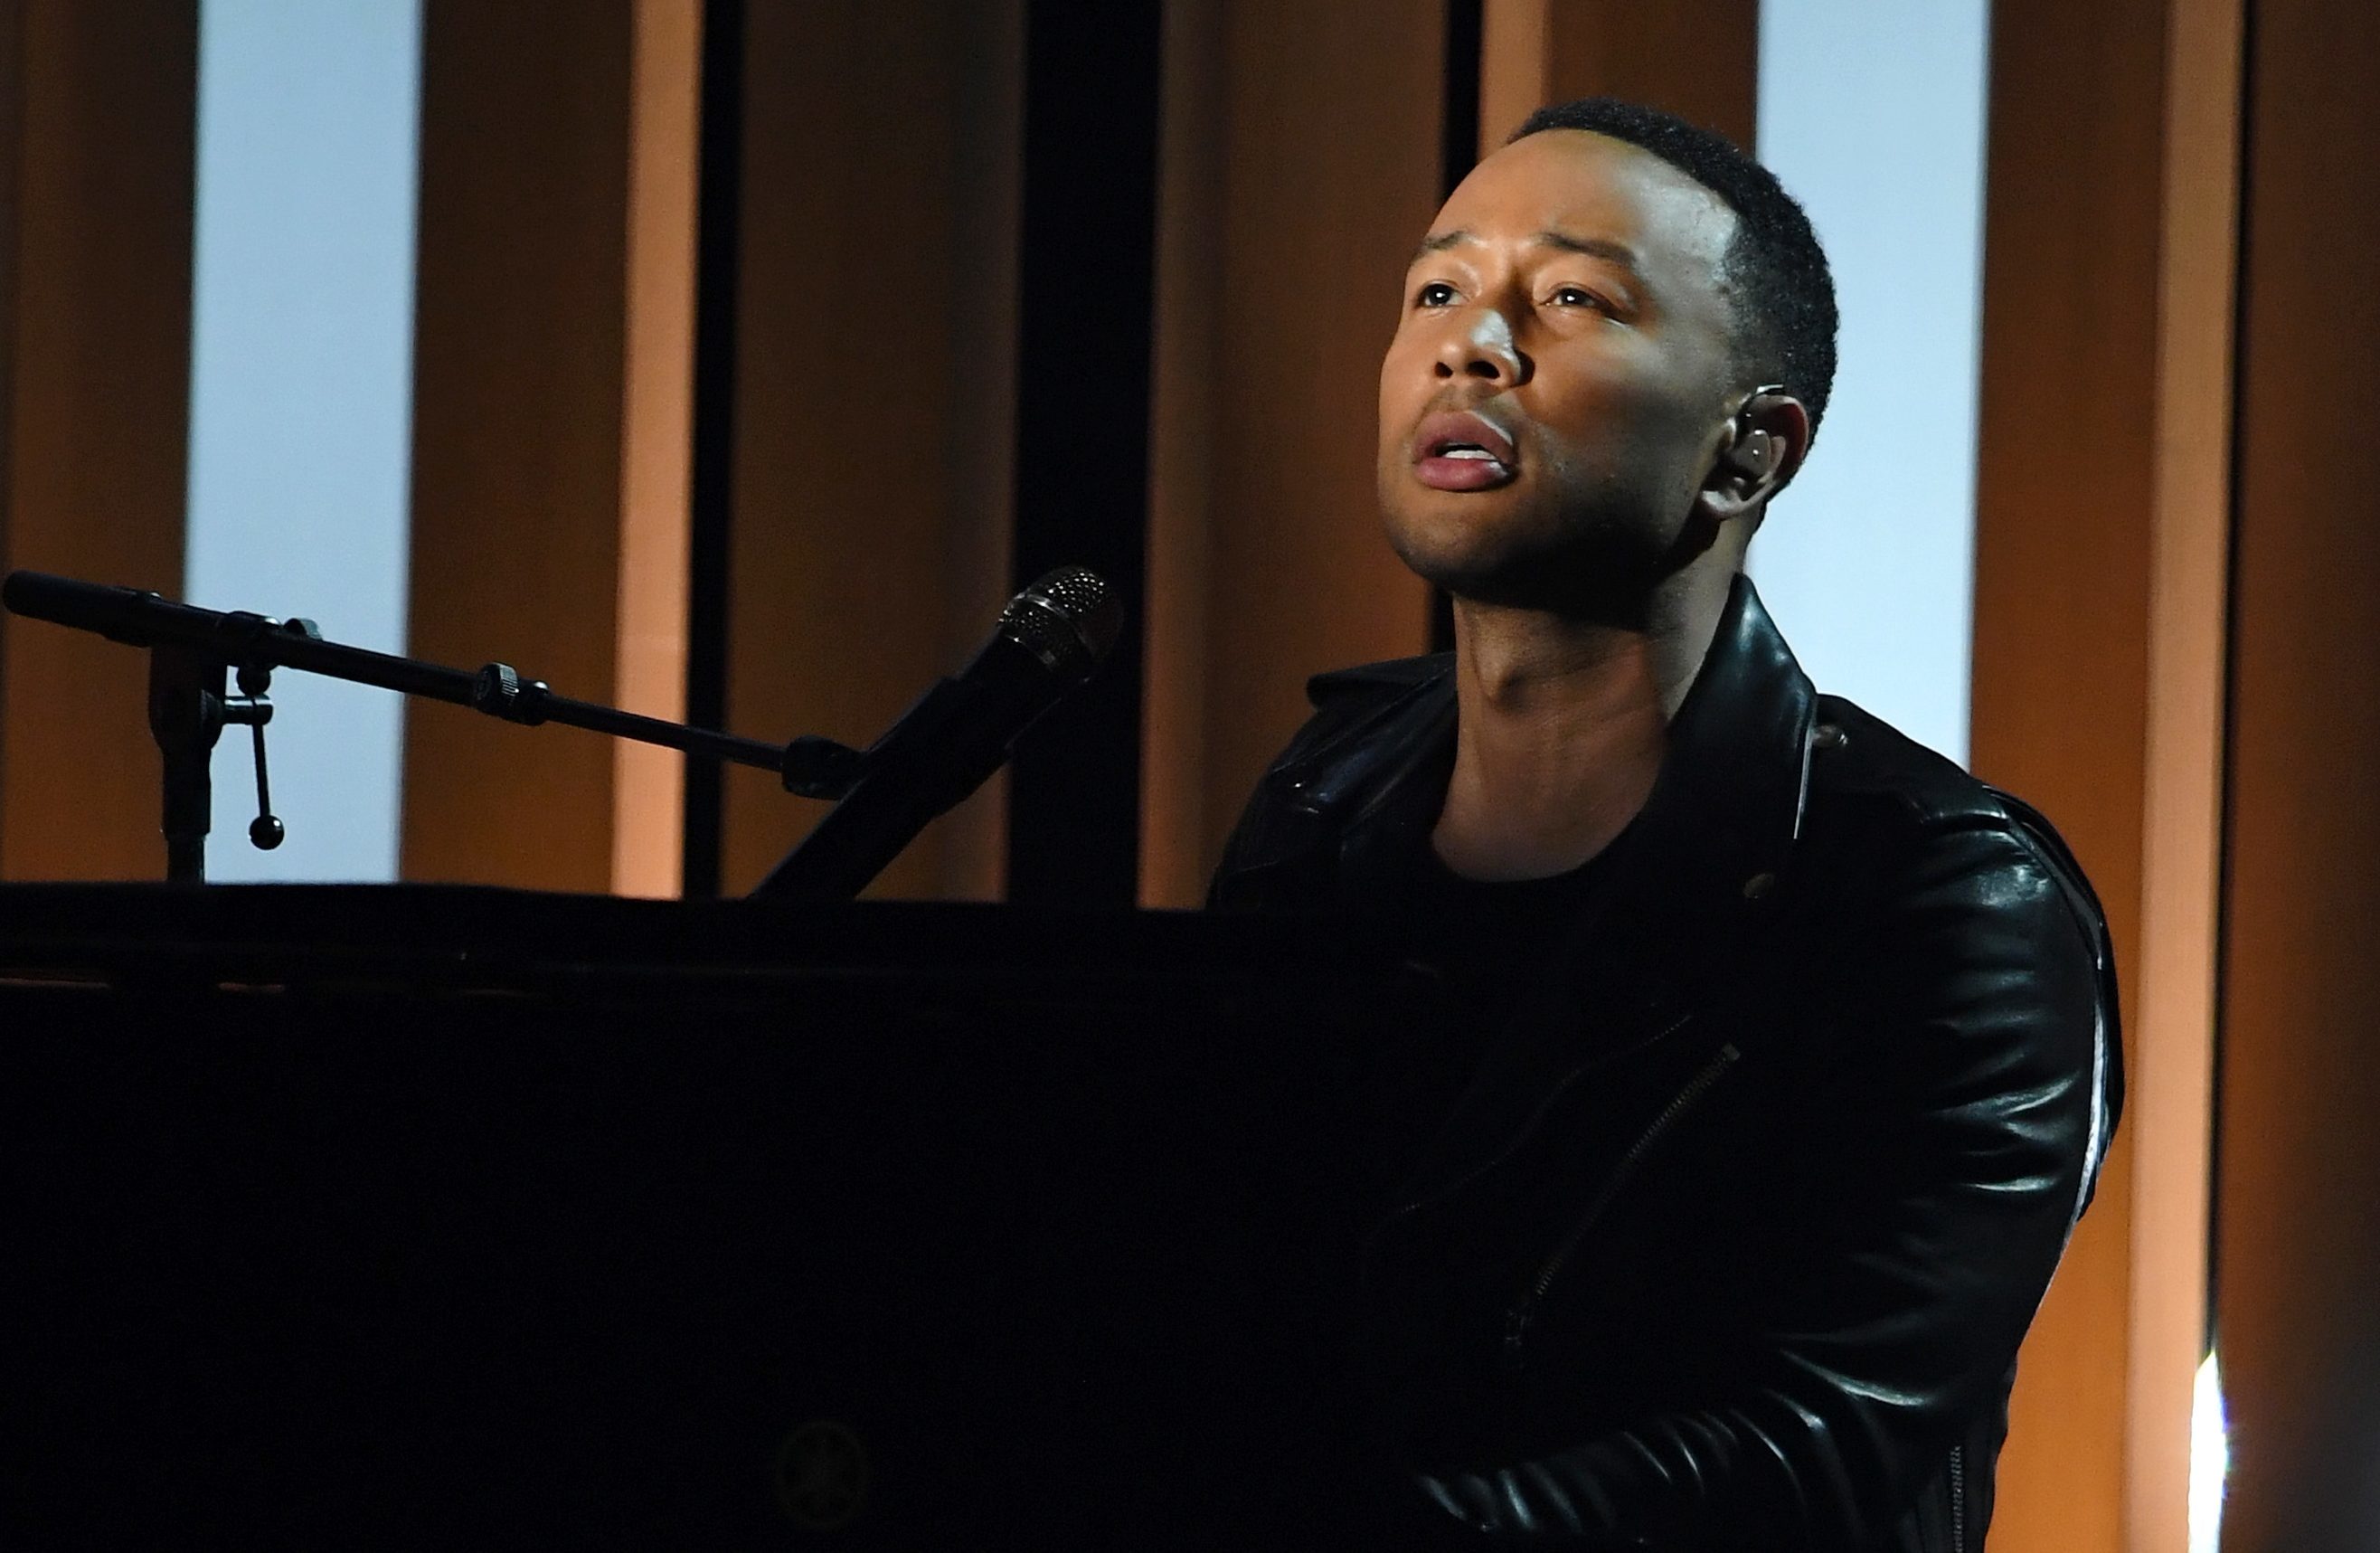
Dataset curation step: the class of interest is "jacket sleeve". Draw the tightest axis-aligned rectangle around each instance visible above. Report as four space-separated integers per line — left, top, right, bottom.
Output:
1416 819 2120 1548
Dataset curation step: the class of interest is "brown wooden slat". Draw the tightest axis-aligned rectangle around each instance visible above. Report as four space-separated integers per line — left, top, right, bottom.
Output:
2215 1 2380 1546
1479 0 1759 150
400 0 635 890
715 0 1020 902
1969 2 2243 1548
0 0 196 883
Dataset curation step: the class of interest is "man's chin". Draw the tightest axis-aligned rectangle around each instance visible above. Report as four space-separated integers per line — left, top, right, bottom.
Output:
1384 500 1526 583
1384 521 1640 620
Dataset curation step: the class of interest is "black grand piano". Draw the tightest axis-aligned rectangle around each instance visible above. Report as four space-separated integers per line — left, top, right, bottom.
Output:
0 568 1441 1546
6 885 1425 1548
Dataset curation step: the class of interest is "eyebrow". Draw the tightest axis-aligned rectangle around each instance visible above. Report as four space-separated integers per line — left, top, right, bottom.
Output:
1412 228 1642 270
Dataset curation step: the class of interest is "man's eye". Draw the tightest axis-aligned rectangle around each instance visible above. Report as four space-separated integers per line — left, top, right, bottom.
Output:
1549 285 1606 310
1415 281 1459 308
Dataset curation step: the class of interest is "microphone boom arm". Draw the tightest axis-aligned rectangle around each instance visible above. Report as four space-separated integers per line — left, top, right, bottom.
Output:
0 570 862 881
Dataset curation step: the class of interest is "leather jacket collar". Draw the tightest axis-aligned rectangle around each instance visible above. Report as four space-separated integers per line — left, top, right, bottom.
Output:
1216 572 1821 925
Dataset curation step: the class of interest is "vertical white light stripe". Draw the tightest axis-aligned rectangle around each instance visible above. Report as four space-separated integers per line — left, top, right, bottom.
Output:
184 0 423 881
2188 1349 2228 1553
1751 0 1990 768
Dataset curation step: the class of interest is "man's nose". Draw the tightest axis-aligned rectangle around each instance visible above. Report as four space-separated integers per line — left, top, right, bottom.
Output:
1435 306 1528 386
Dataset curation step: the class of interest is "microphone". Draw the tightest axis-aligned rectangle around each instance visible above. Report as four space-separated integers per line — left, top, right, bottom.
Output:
751 567 1122 902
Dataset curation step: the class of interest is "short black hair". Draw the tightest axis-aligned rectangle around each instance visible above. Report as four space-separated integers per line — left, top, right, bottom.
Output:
1513 98 1838 442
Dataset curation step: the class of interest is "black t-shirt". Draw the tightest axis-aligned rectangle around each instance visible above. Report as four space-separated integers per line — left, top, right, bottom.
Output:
1365 822 1639 1203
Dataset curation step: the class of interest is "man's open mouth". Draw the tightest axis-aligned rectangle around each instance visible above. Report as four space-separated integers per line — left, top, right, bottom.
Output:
1412 409 1518 491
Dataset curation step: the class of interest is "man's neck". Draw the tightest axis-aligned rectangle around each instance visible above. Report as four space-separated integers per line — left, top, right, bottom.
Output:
1431 563 1734 882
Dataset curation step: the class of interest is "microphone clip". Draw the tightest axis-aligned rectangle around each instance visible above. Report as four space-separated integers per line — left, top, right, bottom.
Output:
779 734 868 800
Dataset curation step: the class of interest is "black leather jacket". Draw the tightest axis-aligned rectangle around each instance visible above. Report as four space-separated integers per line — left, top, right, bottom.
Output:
1210 577 2121 1551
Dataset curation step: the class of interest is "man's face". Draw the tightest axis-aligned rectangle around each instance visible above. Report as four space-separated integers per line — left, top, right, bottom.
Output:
1378 130 1746 617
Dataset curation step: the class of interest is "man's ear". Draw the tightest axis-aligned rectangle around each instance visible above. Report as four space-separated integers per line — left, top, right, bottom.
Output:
1700 391 1812 524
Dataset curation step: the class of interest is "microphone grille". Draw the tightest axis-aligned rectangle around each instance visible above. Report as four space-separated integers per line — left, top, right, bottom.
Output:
1000 567 1123 677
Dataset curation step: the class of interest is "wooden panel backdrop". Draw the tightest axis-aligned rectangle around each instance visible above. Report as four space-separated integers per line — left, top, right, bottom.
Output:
400 0 638 889
1969 2 2156 1545
1971 1 2243 1548
0 0 196 883
715 0 1020 900
1478 0 1758 149
611 0 700 898
2215 0 2380 1546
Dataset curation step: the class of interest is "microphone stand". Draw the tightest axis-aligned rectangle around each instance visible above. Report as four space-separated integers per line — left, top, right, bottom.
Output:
2 572 864 884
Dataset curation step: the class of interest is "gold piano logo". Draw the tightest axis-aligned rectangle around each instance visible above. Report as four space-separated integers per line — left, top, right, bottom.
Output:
773 1420 870 1531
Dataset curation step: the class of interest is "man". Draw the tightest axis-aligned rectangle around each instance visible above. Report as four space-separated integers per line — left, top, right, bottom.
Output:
1211 99 2120 1550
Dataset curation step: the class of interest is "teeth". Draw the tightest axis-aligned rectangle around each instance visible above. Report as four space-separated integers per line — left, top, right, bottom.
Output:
1442 446 1495 459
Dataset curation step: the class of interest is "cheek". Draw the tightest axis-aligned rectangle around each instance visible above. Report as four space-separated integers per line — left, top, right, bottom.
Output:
1529 358 1705 473
1378 338 1424 444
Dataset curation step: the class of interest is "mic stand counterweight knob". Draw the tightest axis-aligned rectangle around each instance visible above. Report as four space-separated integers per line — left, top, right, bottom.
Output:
224 661 281 851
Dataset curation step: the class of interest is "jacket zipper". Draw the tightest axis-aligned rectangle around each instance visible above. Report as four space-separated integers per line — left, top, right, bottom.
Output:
1950 1444 1967 1552
1501 1041 1742 1368
1379 1011 1699 1229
